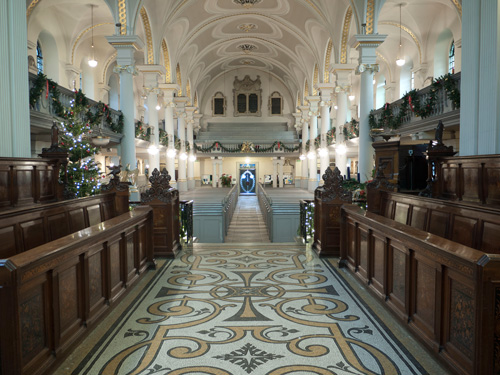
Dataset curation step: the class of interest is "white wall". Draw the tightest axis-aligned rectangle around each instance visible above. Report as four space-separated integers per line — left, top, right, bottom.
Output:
434 29 454 78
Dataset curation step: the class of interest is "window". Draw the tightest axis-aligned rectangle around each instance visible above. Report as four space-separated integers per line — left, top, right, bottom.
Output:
269 91 283 115
233 75 262 117
36 41 43 73
449 40 455 74
212 92 226 116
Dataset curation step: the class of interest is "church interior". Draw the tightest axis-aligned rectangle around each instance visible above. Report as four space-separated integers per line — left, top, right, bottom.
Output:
1 0 499 374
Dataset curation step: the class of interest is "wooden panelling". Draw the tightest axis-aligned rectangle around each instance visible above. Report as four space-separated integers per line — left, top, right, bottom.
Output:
461 166 481 203
394 202 409 224
341 204 500 375
47 213 70 241
357 226 369 282
68 208 86 233
371 232 386 298
87 205 102 227
481 221 500 253
20 219 46 251
0 225 17 258
485 165 500 206
428 210 449 238
0 207 153 375
451 216 478 248
409 206 428 230
441 163 459 201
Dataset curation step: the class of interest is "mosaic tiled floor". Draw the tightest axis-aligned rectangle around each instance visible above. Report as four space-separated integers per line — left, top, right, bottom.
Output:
59 244 446 375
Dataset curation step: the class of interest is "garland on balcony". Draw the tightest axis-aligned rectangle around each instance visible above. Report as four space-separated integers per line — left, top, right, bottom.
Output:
195 141 300 153
369 73 460 130
30 72 124 134
135 120 150 141
343 118 359 139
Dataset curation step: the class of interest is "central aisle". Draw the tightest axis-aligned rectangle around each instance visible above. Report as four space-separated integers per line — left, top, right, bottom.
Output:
56 244 447 375
225 195 270 243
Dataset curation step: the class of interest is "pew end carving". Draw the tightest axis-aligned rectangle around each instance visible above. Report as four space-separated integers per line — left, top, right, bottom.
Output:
141 168 181 257
313 167 352 256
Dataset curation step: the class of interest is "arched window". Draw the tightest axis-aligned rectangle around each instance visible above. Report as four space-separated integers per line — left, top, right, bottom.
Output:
269 91 283 115
448 40 455 74
36 41 43 73
212 92 226 116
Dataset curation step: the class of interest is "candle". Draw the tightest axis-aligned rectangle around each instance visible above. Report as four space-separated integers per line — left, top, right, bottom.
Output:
347 167 351 180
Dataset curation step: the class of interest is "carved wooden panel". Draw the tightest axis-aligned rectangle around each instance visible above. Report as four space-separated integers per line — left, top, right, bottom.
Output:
58 264 80 336
37 168 55 202
357 226 369 282
0 225 17 258
20 219 46 251
87 250 106 321
125 234 137 284
410 206 428 230
138 224 146 267
109 239 123 300
485 165 500 206
371 233 386 298
383 199 394 219
394 202 409 225
461 166 481 203
87 204 102 227
451 215 478 248
16 169 35 204
153 207 167 227
441 164 459 200
428 210 449 238
387 241 408 319
346 220 357 269
69 208 86 233
102 200 115 221
481 221 500 253
448 280 475 361
48 213 70 241
0 167 11 208
413 258 438 340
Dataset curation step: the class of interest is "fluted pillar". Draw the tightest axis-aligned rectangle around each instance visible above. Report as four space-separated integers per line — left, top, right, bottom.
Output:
332 66 355 178
138 65 165 173
160 84 179 188
299 106 310 189
350 35 386 182
316 84 335 181
175 97 189 192
307 96 320 192
185 106 196 190
107 35 144 172
0 0 30 156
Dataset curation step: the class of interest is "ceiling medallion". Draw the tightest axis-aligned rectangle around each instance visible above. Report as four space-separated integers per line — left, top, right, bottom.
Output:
238 23 257 33
238 44 257 54
240 59 255 65
233 0 262 8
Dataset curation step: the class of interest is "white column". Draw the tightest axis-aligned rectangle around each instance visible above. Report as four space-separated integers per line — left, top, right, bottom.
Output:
292 112 302 188
278 158 284 188
0 0 30 156
316 84 335 180
351 35 386 182
212 158 218 187
272 159 278 188
107 36 144 173
461 0 500 155
332 66 355 178
185 106 196 190
194 113 203 186
160 84 179 187
217 159 223 188
138 66 165 173
299 106 309 189
307 96 320 192
175 97 189 192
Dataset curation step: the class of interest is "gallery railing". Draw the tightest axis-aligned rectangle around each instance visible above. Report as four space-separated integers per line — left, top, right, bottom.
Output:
370 72 461 135
195 141 301 155
299 199 315 243
179 200 194 243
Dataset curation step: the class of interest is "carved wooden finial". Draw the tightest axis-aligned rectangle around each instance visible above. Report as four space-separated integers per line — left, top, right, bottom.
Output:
315 167 352 202
141 168 176 203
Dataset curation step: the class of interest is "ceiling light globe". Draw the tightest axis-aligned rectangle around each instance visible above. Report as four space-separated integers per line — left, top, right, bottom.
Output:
396 58 406 67
88 59 98 68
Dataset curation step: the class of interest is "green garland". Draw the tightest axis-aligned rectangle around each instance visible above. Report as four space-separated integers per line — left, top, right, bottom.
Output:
369 73 460 130
195 140 300 153
343 118 359 139
30 72 124 134
135 120 150 141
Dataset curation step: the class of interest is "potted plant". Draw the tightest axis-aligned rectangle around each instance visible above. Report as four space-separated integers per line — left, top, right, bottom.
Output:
220 173 232 187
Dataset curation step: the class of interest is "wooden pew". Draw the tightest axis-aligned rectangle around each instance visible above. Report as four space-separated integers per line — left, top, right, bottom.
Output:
341 204 500 375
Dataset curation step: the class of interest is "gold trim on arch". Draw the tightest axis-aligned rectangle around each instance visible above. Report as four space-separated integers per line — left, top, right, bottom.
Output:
186 80 191 102
176 64 183 96
366 0 375 34
379 22 422 64
375 51 392 82
162 40 172 83
324 40 333 83
26 0 42 20
340 7 353 64
118 0 127 35
313 64 319 95
71 23 113 65
194 92 198 107
140 7 154 64
450 0 462 17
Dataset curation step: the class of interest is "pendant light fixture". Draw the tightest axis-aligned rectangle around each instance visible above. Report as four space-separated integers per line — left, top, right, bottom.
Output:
88 5 98 68
395 4 405 67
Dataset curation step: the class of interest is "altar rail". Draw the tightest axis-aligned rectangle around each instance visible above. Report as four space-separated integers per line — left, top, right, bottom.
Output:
371 72 461 135
0 206 153 375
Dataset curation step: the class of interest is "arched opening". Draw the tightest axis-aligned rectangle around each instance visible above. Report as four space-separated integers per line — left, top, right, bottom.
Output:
37 30 59 82
434 28 453 78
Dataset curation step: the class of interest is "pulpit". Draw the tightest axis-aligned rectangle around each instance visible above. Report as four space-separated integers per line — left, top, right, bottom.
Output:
141 168 180 257
313 167 352 256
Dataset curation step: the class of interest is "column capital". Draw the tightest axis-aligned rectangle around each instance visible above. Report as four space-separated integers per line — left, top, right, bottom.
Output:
306 96 320 114
350 34 387 66
159 83 180 99
106 35 144 66
315 83 335 102
137 65 166 87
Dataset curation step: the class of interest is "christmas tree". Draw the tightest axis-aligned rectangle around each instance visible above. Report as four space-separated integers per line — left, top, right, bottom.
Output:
59 92 102 197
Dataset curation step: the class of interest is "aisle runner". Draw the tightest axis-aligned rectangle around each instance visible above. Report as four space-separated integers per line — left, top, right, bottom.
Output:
74 245 425 375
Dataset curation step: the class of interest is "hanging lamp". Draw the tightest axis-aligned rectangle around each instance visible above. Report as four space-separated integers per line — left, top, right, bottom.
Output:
88 5 98 68
396 4 405 67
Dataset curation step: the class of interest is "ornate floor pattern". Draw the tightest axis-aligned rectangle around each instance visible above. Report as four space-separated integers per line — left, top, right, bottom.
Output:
62 244 441 375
